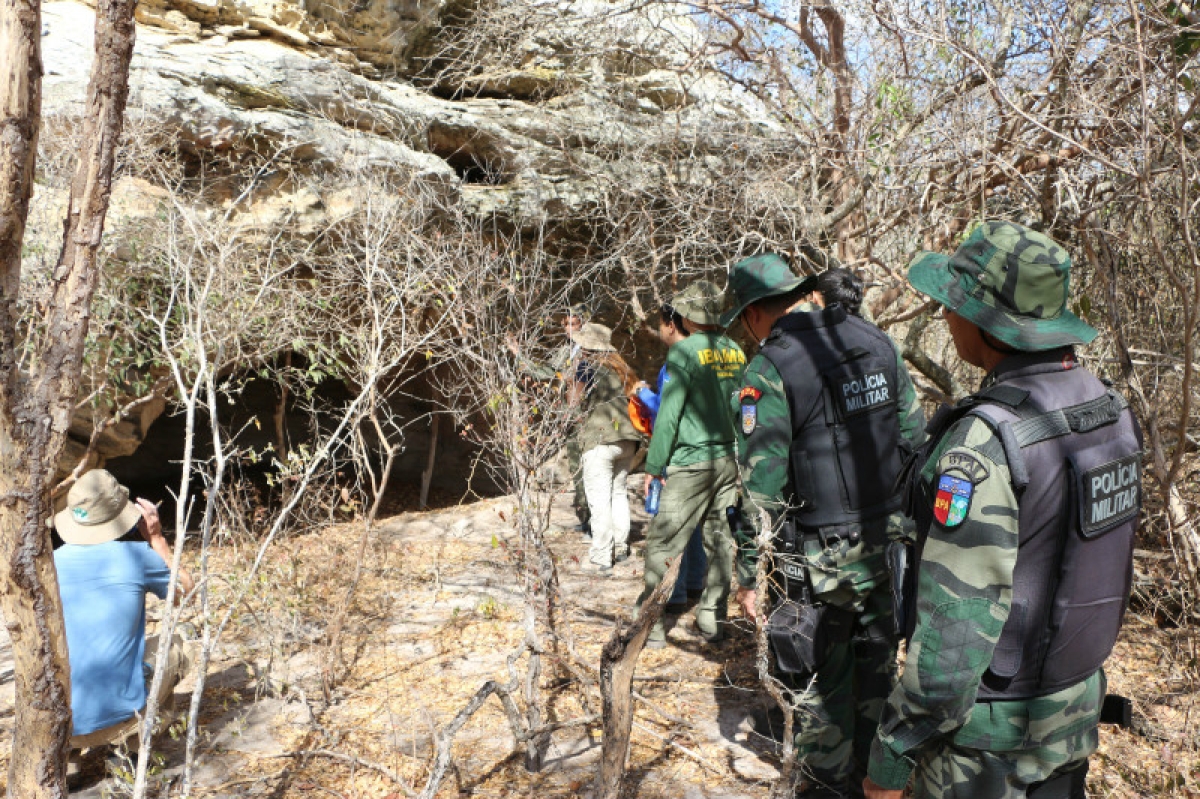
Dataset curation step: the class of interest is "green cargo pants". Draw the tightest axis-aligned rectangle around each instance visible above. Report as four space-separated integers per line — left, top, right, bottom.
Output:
780 521 895 797
635 455 738 643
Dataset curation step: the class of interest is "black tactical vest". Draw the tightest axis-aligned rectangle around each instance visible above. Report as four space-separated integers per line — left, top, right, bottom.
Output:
759 305 906 529
904 352 1142 700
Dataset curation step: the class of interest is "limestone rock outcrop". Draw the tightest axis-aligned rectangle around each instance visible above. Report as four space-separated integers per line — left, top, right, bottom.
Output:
37 0 777 481
44 0 773 231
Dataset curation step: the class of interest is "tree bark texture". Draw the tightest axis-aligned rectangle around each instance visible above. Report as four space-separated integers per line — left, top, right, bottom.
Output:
595 555 681 799
0 0 138 793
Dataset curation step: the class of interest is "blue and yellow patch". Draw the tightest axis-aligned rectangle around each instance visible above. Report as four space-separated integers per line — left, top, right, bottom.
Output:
739 386 762 435
741 403 757 434
933 473 972 528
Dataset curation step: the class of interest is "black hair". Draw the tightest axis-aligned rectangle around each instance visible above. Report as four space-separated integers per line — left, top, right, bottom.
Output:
816 268 864 317
659 304 688 335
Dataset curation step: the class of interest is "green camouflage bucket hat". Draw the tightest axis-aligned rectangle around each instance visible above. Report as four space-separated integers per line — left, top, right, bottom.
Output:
673 279 725 326
908 221 1097 351
719 253 818 327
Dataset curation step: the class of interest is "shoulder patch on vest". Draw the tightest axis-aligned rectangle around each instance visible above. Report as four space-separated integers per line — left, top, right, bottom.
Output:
936 450 990 484
933 473 973 528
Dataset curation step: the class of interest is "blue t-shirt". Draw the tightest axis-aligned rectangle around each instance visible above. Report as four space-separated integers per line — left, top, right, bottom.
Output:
54 541 171 735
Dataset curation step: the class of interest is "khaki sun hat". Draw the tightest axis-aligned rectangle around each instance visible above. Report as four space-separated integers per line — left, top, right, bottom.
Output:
570 322 617 352
908 221 1097 351
54 469 143 546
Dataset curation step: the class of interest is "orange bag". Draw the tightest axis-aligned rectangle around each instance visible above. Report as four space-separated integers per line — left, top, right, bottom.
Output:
628 396 654 435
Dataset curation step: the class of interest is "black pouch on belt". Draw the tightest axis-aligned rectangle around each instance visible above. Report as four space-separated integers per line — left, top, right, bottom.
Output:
766 550 853 675
766 598 828 675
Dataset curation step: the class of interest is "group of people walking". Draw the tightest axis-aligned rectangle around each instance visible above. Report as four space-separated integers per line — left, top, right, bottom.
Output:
564 221 1142 799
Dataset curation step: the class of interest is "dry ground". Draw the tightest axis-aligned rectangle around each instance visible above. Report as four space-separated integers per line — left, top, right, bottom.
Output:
0 479 1197 798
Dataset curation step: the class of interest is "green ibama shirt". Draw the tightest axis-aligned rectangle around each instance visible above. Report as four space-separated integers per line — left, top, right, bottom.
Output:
644 331 746 476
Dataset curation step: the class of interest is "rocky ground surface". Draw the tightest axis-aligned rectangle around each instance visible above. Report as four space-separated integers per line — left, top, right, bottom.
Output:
0 479 785 798
0 478 1196 797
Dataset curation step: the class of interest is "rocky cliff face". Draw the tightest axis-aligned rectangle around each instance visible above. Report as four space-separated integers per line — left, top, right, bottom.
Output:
44 0 770 229
37 0 776 484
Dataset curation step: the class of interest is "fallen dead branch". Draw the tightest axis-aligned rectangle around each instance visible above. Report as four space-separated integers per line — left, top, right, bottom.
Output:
631 720 721 774
595 554 683 799
418 676 520 799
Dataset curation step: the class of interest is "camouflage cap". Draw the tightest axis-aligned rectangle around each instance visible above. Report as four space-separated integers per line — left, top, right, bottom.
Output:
673 279 726 326
719 253 818 327
908 221 1097 351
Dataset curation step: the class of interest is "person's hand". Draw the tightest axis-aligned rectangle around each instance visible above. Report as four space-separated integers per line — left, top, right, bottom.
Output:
643 473 667 495
736 586 759 621
135 498 163 543
862 777 904 799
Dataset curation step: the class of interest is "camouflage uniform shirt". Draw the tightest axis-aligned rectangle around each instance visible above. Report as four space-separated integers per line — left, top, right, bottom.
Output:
866 356 1106 791
734 311 923 585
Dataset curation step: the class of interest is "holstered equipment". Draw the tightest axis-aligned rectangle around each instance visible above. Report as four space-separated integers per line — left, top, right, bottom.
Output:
764 518 854 676
1100 694 1132 728
885 540 909 636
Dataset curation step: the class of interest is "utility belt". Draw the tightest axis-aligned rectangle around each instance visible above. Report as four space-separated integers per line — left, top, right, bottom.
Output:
726 507 900 678
776 515 892 554
766 517 875 677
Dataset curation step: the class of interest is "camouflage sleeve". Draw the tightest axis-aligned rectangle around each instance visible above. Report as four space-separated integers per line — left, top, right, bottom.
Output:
644 348 692 476
734 355 791 588
867 415 1018 789
892 337 925 448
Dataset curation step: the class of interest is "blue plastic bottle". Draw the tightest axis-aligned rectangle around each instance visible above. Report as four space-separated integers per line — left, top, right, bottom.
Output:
645 477 662 515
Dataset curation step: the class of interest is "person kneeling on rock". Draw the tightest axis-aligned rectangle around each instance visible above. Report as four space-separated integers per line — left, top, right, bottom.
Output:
53 469 195 756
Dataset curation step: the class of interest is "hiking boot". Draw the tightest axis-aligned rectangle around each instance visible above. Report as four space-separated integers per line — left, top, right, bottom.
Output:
664 602 689 615
795 779 850 799
581 560 612 577
693 619 724 643
693 609 725 642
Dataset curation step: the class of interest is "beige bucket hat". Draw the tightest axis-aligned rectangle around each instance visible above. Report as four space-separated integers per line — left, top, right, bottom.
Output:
570 322 617 352
54 469 143 545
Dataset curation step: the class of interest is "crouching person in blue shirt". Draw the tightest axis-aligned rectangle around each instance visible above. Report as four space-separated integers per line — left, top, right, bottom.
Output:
53 469 195 753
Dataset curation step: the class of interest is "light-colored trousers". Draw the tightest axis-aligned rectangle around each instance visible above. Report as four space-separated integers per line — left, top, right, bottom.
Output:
581 440 638 567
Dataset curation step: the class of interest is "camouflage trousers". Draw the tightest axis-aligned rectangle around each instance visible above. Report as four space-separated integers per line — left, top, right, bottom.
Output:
908 671 1104 799
779 520 896 796
636 456 738 642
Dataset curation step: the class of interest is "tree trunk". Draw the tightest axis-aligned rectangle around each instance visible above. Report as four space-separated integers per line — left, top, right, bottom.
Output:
595 555 681 799
0 0 139 792
420 413 439 508
0 1 73 796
